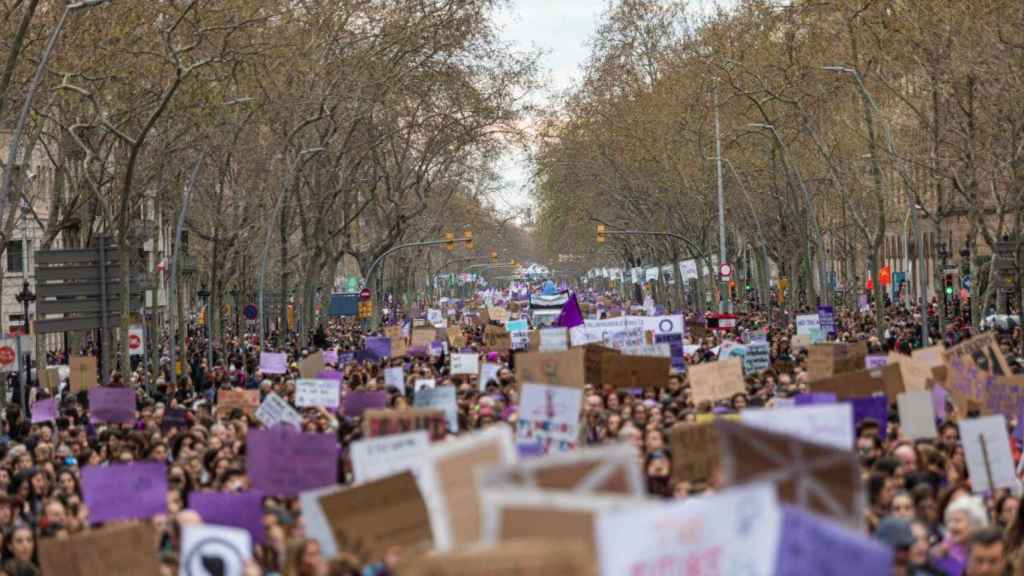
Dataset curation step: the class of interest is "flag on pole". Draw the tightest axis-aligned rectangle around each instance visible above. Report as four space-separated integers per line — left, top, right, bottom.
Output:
554 293 584 328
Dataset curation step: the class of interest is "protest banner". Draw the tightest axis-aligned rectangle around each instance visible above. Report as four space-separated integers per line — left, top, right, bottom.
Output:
688 357 745 405
478 443 644 496
818 305 836 338
296 378 341 409
595 482 782 576
31 398 56 424
539 327 569 352
88 387 136 424
246 427 336 496
254 393 302 429
796 313 820 335
516 383 583 454
363 408 447 441
960 415 1017 494
599 354 671 389
744 341 771 375
944 331 1012 377
299 351 326 379
350 431 431 484
414 386 459 433
217 389 260 417
160 408 189 432
82 462 167 524
897 391 939 440
740 403 853 450
944 353 1024 417
180 524 252 576
716 420 865 529
418 426 516 551
39 523 161 576
619 343 671 358
69 355 98 392
811 363 904 400
412 327 437 348
397 540 590 576
450 353 479 376
806 342 868 380
775 506 893 575
342 390 389 417
258 351 288 374
189 490 266 544
366 336 392 359
669 422 720 485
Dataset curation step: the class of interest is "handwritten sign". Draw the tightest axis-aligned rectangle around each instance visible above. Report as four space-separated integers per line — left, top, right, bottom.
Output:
744 341 771 375
363 408 447 441
688 357 745 405
450 353 479 376
246 427 337 496
217 389 260 417
255 392 302 429
384 367 406 393
539 328 569 352
414 387 459 433
259 352 288 374
350 431 431 484
740 403 853 450
296 379 340 409
516 383 583 454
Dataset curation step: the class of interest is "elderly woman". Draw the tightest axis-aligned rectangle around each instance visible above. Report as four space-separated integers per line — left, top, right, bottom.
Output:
932 495 988 571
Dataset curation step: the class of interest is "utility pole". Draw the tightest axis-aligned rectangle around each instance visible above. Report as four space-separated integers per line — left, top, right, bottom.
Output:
715 91 729 314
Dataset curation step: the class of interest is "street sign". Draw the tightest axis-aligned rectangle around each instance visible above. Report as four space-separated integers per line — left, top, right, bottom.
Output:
359 288 372 301
719 263 732 278
943 268 959 275
243 304 258 320
962 275 972 289
879 265 892 286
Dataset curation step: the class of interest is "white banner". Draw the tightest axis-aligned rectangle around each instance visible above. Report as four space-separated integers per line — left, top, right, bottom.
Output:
295 379 340 409
539 328 569 352
450 353 480 375
255 392 302 429
517 383 582 454
796 314 821 335
350 431 431 484
740 404 853 450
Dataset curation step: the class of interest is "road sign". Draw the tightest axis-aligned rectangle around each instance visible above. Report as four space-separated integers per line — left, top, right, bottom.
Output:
243 304 258 320
0 344 15 367
962 275 972 289
359 288 372 301
719 263 732 278
128 325 145 356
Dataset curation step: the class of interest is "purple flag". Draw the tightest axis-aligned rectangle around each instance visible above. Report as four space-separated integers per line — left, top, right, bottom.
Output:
247 427 336 496
775 505 892 575
259 352 288 374
189 490 266 544
31 399 56 423
795 393 837 405
365 337 391 360
850 396 888 436
83 462 166 524
342 390 389 417
89 388 136 424
554 293 584 328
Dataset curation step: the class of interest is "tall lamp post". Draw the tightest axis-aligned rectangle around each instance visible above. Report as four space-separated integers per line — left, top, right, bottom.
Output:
15 280 33 412
197 284 212 372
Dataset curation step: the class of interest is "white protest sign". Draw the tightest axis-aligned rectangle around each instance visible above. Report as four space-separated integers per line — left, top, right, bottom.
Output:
539 328 569 352
637 314 684 337
427 308 445 327
255 392 302 429
450 353 479 376
744 341 771 375
897 391 938 440
517 383 583 454
479 363 501 390
620 343 671 358
414 379 436 393
128 325 145 356
180 524 252 576
510 331 530 351
384 367 406 394
299 486 345 559
796 314 821 336
595 482 781 576
350 431 431 484
740 403 853 450
414 386 459 433
295 379 340 409
569 325 605 347
605 327 645 350
960 415 1017 494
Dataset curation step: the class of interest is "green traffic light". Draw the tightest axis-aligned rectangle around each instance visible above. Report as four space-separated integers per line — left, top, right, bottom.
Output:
945 286 954 295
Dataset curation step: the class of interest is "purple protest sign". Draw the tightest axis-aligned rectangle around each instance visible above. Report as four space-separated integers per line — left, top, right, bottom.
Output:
795 393 837 406
850 396 888 436
322 350 338 365
342 390 389 417
338 352 354 365
246 427 336 496
189 490 266 544
817 305 836 339
430 341 444 357
259 352 288 374
82 462 167 524
89 388 136 424
161 407 190 431
864 355 889 370
775 505 892 575
31 399 56 424
365 337 391 360
932 385 948 421
407 345 429 358
316 370 343 383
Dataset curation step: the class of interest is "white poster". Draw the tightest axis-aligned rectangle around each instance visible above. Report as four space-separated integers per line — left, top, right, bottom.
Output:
349 431 431 484
539 328 569 352
744 341 771 375
595 483 781 576
180 524 252 576
427 308 445 327
414 387 459 433
517 383 583 454
299 486 344 559
637 314 684 337
414 379 436 392
960 415 1017 494
740 403 853 450
479 363 502 390
796 314 821 336
295 378 340 409
128 324 145 356
255 392 302 429
897 391 938 440
384 366 406 394
620 343 671 358
450 353 480 376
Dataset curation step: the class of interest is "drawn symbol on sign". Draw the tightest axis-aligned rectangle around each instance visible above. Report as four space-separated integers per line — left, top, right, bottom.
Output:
184 536 246 576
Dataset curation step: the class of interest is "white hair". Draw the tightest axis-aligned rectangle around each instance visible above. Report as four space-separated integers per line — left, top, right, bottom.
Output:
944 495 989 529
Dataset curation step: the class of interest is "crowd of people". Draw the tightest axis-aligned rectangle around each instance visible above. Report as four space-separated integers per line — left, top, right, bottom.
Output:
0 291 1020 575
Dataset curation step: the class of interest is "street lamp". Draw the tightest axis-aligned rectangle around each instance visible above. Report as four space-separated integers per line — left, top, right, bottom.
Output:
14 279 33 410
198 284 212 371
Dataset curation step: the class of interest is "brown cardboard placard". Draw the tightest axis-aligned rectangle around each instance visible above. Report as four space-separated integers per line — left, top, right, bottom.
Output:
396 540 590 576
412 327 437 348
39 522 161 576
300 351 326 379
888 353 935 392
477 444 644 496
447 327 466 348
514 347 608 388
385 325 403 340
716 420 865 529
216 388 260 417
391 337 409 358
40 366 61 394
669 422 720 485
483 326 511 353
944 332 1012 377
363 408 447 441
320 471 433 564
599 354 671 389
807 342 868 381
810 363 904 400
487 307 510 324
69 356 98 392
688 357 745 405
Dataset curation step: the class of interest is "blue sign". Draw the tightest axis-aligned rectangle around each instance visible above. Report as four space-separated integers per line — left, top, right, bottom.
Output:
962 275 972 289
817 305 836 340
243 304 258 320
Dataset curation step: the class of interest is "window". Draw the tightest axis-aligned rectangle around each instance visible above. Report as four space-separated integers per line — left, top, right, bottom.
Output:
6 240 22 274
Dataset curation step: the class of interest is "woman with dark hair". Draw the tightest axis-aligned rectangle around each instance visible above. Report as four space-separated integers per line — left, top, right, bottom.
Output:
1 524 35 574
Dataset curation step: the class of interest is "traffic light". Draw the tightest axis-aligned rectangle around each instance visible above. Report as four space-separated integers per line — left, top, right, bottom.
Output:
945 274 954 296
463 229 473 250
446 231 455 251
596 224 606 243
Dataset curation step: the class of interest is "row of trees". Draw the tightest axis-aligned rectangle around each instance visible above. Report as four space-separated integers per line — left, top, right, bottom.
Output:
0 0 537 368
533 0 1024 333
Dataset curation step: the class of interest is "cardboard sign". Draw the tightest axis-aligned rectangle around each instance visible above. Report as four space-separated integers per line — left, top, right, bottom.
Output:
447 326 466 348
296 378 340 409
390 336 408 358
319 471 433 564
716 420 865 529
669 422 720 484
412 327 437 348
180 524 252 576
810 363 904 400
450 353 479 376
39 523 161 576
944 332 1011 377
599 354 671 389
516 383 583 454
255 392 302 429
478 444 645 496
414 387 459 433
688 357 746 405
300 351 326 379
888 353 935 392
397 540 590 576
897 391 938 439
385 325 403 340
515 347 612 389
483 326 512 353
807 342 868 380
70 355 98 392
539 327 569 352
350 431 431 484
82 462 167 524
258 351 288 374
960 415 1017 494
217 389 260 417
363 408 447 441
89 387 136 423
246 427 337 496
595 483 782 576
740 404 853 450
